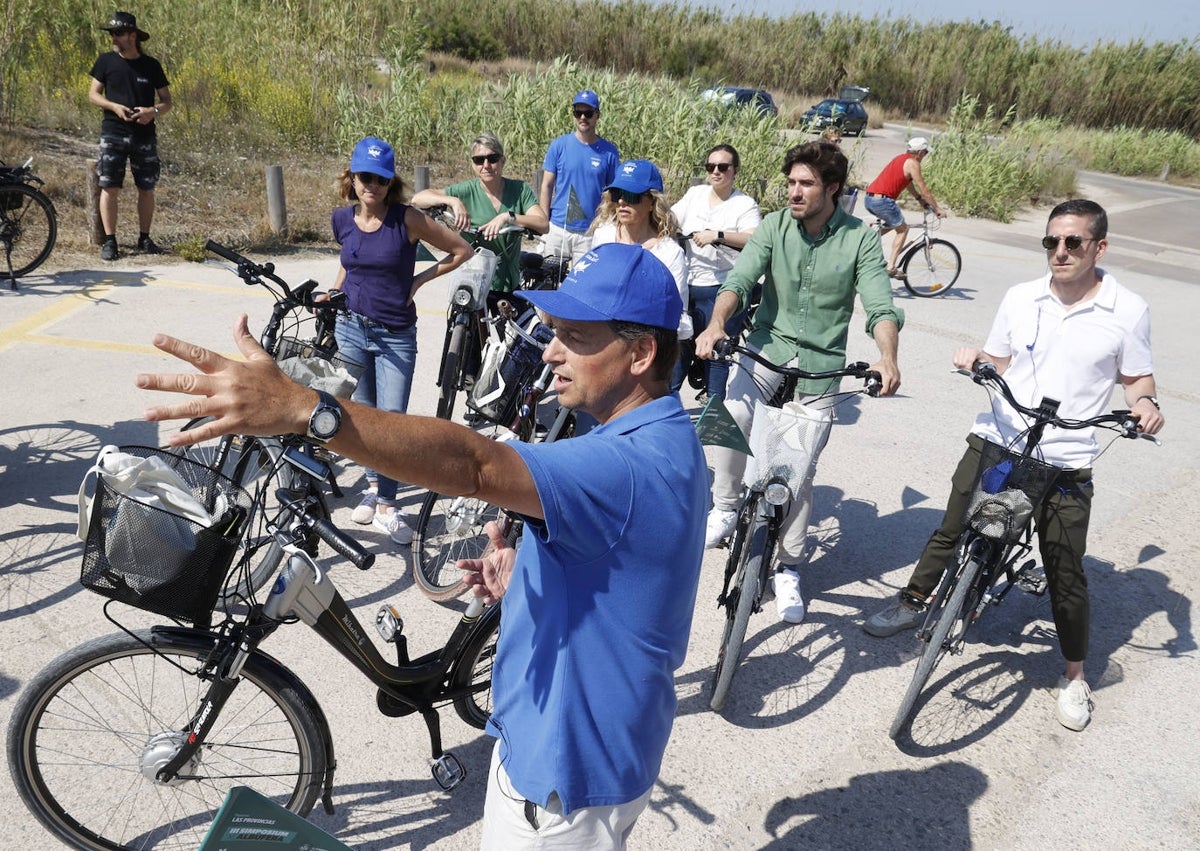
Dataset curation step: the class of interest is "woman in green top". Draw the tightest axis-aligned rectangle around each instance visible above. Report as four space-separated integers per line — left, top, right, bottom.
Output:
411 133 548 294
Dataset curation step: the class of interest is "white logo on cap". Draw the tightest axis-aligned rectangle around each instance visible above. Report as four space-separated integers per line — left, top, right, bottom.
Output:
622 162 636 175
368 144 384 160
573 258 593 273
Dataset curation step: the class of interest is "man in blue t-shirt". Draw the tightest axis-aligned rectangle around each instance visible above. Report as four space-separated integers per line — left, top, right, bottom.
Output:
138 242 708 849
88 11 172 261
539 89 620 266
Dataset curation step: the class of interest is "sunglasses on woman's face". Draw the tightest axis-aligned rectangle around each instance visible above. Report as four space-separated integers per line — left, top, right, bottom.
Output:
355 173 391 187
609 188 647 205
471 153 502 165
705 162 733 173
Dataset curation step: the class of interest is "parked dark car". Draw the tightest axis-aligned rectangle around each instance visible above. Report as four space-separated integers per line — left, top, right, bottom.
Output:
701 86 779 118
802 86 870 135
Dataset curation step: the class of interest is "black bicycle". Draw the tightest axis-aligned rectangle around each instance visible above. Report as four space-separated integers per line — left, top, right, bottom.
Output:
171 241 363 599
888 362 1159 738
0 157 57 287
8 439 500 851
702 341 880 711
423 205 560 421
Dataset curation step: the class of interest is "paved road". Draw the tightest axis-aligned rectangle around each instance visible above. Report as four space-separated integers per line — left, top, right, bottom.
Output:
1 143 1197 849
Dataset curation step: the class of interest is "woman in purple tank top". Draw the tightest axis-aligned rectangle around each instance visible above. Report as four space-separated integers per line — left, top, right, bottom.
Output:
329 137 472 545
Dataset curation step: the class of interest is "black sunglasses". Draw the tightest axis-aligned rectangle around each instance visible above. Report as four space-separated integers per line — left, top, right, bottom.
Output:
471 153 502 165
1041 234 1093 251
109 29 134 36
609 188 647 205
705 162 733 173
573 108 596 119
355 172 391 187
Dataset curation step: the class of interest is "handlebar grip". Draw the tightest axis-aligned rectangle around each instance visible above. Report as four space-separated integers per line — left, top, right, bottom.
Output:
312 517 376 570
863 371 882 397
204 240 245 265
713 339 737 359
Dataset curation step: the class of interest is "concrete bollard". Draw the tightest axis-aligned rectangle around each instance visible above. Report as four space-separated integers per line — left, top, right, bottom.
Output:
414 165 430 192
87 162 105 245
265 165 287 235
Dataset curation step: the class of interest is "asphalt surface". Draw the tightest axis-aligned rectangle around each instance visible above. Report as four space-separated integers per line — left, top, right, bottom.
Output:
1 125 1198 849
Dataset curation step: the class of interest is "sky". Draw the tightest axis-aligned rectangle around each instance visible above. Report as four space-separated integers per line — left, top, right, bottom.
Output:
698 0 1196 49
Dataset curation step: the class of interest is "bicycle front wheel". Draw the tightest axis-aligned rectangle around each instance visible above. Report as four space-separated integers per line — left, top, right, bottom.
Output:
710 513 771 712
0 183 57 278
901 238 961 297
890 556 983 739
412 491 502 601
8 629 327 851
436 323 467 420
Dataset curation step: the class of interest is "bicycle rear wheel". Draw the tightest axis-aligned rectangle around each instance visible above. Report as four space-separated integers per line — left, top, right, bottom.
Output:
0 183 57 278
8 629 326 851
451 606 501 728
411 491 501 601
710 512 771 712
436 323 467 420
901 238 961 297
890 556 983 739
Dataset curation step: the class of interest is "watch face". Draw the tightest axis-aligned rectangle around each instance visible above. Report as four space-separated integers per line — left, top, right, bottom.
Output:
312 408 339 438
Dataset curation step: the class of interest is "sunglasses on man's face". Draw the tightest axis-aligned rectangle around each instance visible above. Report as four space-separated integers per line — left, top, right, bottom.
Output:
609 188 646 205
471 153 502 165
573 108 596 119
1041 234 1092 251
355 173 391 187
705 162 733 173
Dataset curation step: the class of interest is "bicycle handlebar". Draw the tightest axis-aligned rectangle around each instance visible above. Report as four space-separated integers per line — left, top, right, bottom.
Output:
274 488 375 570
714 340 882 396
422 204 530 242
961 362 1157 443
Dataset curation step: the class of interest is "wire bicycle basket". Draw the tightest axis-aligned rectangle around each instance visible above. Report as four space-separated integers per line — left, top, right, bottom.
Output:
743 400 832 498
963 440 1059 544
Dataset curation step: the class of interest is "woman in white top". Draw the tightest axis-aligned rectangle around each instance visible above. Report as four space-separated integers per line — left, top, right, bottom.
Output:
671 144 761 398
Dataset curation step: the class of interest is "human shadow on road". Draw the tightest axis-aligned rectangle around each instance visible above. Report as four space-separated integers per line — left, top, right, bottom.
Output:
4 269 153 296
304 732 492 850
760 761 987 849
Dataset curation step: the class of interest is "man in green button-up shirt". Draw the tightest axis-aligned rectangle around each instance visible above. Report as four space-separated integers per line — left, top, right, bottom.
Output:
695 140 903 624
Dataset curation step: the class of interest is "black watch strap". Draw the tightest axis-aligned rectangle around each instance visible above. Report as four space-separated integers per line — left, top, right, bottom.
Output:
1137 394 1160 410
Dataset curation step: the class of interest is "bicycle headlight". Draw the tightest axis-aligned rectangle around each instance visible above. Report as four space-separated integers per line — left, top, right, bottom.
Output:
763 477 792 507
452 286 474 308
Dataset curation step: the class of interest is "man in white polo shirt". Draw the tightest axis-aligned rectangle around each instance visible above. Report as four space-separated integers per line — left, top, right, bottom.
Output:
863 199 1164 732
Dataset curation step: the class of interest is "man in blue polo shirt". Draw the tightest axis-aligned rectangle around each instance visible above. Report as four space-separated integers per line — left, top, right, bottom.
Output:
138 242 707 849
539 89 621 266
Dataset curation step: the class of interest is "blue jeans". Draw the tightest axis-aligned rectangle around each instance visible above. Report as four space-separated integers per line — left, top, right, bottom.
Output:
690 284 755 399
335 314 418 503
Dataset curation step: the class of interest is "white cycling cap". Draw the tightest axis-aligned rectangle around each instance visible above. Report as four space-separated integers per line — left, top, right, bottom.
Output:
907 137 931 152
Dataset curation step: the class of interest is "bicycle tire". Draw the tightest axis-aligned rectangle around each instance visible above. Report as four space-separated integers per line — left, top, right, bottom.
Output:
8 629 326 851
411 491 501 601
890 556 983 739
901 238 961 297
450 606 501 728
710 513 770 711
436 323 467 420
0 183 57 278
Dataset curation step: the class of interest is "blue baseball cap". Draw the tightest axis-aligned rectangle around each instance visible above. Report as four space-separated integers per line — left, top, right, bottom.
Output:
518 243 681 331
605 159 664 195
572 90 601 110
349 137 395 179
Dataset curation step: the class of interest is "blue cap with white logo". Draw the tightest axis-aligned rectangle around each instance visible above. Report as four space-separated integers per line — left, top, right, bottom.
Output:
349 137 395 179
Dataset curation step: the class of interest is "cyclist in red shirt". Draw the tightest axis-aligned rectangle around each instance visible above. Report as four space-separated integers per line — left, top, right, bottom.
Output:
864 137 945 277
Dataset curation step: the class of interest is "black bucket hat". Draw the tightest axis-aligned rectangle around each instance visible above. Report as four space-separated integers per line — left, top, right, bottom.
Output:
100 11 150 42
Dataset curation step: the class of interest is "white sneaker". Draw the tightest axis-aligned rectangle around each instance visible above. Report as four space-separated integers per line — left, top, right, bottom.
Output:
704 508 738 549
351 490 378 525
372 509 413 545
774 567 805 624
1056 677 1093 731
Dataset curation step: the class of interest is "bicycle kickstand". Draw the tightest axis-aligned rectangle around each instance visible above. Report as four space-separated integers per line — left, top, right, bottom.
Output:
421 708 467 790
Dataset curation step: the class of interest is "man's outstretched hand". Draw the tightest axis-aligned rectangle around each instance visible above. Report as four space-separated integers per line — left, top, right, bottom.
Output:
137 314 312 445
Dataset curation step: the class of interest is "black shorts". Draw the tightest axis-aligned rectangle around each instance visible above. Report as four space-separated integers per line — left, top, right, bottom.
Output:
97 133 160 190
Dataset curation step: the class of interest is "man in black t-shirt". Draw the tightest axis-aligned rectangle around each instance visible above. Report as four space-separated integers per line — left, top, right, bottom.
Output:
88 11 172 260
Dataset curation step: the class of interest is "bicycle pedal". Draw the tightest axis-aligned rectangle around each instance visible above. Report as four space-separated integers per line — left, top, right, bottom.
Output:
431 752 467 790
375 605 403 643
1016 565 1048 596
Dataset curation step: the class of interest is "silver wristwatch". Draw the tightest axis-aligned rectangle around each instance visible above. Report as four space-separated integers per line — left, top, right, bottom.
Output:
307 390 342 442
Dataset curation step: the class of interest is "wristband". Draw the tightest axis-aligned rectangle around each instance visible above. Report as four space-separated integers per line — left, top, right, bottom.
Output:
1137 394 1160 410
717 231 725 243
